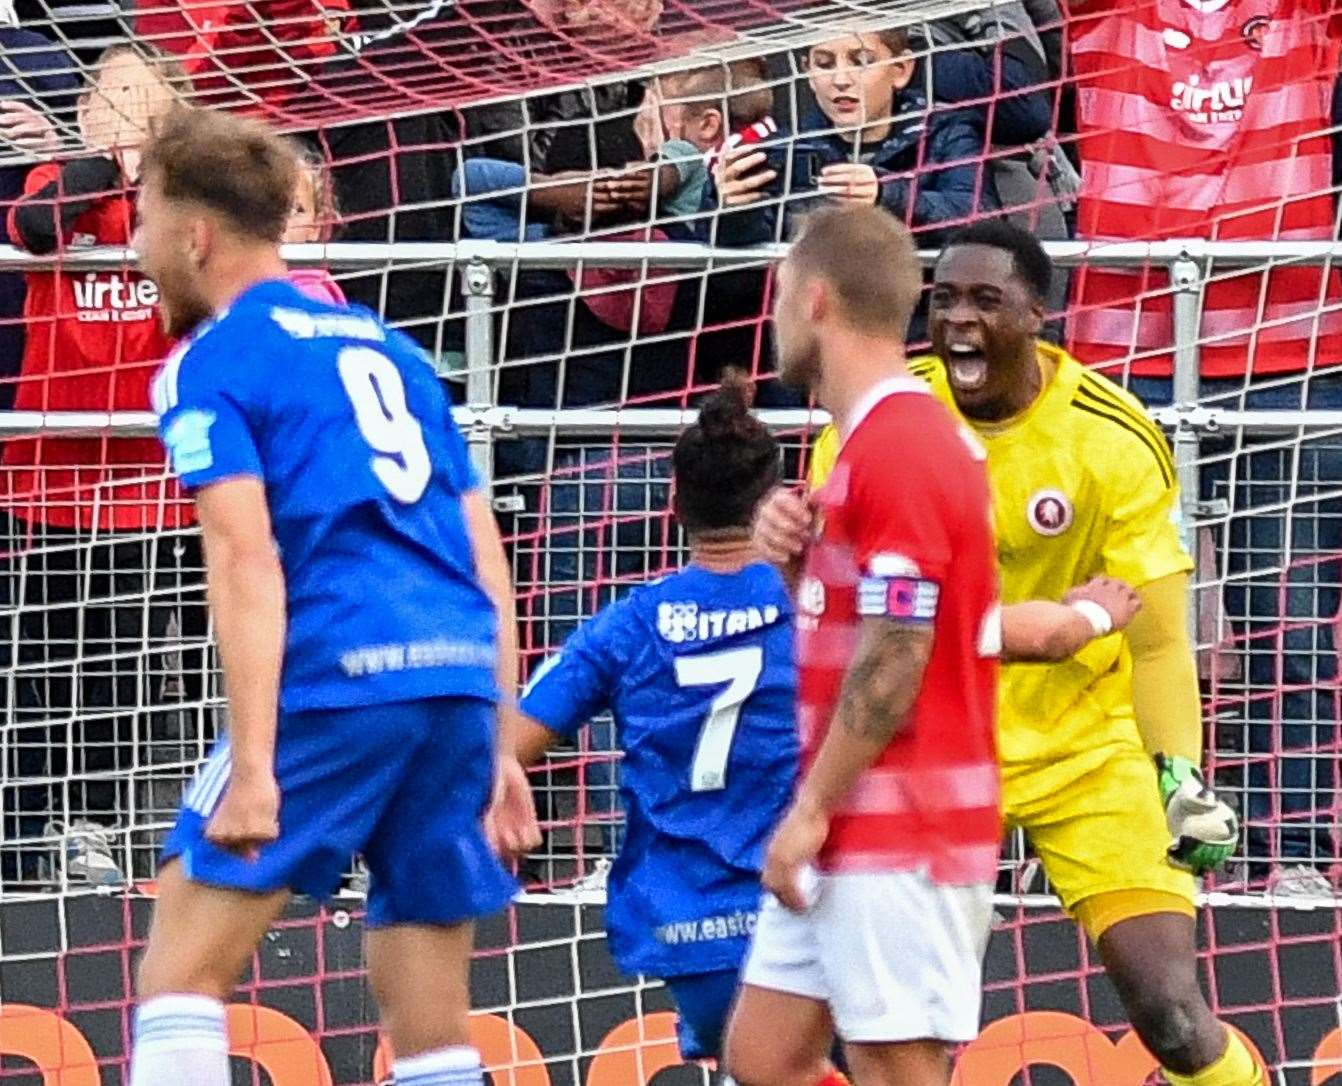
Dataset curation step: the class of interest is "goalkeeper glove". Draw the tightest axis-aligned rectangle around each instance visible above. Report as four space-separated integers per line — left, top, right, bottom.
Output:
1156 753 1239 874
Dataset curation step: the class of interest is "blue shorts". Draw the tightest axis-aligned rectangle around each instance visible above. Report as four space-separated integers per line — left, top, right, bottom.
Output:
663 968 741 1061
162 696 516 927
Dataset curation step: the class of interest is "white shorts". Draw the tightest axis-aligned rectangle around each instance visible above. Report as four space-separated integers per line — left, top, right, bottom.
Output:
741 868 993 1044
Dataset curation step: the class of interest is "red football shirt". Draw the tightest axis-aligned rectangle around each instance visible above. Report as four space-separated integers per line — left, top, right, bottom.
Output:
133 0 349 112
797 378 1001 884
1069 0 1342 378
3 163 188 531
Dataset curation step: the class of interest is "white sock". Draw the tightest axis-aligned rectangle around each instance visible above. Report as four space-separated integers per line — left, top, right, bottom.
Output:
129 994 229 1086
393 1044 484 1086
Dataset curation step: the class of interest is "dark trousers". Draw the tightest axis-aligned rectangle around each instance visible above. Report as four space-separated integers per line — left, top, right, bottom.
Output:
1 517 210 882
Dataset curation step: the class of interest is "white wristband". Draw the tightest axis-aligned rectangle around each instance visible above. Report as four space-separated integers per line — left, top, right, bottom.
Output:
1069 599 1114 638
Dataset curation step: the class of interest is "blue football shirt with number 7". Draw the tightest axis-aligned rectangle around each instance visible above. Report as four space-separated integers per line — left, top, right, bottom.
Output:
520 561 798 978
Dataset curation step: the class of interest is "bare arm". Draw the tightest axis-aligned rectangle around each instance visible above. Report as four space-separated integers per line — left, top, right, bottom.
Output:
464 490 542 858
1001 601 1099 662
463 490 519 723
195 478 286 857
763 617 932 911
796 618 933 814
1002 576 1142 663
514 715 562 767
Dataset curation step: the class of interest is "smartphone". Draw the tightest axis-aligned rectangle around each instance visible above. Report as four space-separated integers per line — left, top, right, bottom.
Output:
761 146 823 192
796 150 824 190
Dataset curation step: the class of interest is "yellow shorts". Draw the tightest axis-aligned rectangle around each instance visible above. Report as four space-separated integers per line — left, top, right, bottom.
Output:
1003 740 1196 940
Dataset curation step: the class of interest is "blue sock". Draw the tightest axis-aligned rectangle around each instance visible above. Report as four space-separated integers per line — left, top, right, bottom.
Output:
393 1044 484 1086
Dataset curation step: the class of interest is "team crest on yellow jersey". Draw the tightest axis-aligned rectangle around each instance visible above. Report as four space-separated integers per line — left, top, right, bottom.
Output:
1027 489 1073 536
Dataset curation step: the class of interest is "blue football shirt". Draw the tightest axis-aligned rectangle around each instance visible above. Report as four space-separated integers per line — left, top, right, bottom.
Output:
521 561 798 978
153 278 496 712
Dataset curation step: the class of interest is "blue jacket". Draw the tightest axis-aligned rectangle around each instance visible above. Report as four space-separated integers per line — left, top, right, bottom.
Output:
705 84 996 250
0 28 79 403
929 38 1053 149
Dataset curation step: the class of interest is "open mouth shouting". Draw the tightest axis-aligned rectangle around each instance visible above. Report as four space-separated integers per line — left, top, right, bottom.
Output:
945 341 989 392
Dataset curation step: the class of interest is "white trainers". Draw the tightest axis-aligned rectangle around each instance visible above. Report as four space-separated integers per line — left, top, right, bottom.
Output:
40 820 126 889
573 857 611 894
1267 863 1333 900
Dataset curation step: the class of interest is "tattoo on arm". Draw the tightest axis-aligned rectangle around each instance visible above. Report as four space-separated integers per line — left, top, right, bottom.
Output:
836 619 934 744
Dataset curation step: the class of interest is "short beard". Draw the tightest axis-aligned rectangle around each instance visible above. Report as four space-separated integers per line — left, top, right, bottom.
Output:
163 292 213 341
778 340 820 391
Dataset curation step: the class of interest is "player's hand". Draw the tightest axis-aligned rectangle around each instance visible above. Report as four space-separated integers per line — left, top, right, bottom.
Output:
713 145 775 208
1156 753 1239 874
753 487 814 569
485 755 542 861
762 800 829 913
1064 576 1142 633
205 773 280 862
818 163 880 206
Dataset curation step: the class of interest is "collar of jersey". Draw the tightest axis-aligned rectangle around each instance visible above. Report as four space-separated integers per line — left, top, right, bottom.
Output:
840 374 931 440
957 340 1074 441
234 276 303 307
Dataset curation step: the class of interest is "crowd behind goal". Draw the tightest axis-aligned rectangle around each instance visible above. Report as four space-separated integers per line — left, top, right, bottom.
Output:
1 0 1342 1081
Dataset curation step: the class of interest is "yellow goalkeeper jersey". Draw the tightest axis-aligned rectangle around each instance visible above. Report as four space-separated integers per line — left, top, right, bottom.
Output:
807 343 1193 771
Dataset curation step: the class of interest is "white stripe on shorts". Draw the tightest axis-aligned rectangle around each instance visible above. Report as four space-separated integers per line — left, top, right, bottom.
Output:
185 743 232 816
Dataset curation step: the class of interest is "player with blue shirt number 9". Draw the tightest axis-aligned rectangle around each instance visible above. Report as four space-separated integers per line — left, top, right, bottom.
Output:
127 108 538 1086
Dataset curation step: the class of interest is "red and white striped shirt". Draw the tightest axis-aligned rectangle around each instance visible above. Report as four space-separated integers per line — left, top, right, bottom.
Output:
1069 0 1342 378
798 379 1001 884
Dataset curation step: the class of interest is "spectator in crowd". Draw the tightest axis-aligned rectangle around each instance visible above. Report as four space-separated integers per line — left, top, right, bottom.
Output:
0 3 80 406
1068 0 1342 893
709 26 996 251
461 6 657 175
918 2 1078 322
1 43 205 887
133 0 351 115
298 0 660 359
921 2 1074 217
636 60 777 232
310 109 457 356
317 0 660 168
452 59 773 243
284 145 346 304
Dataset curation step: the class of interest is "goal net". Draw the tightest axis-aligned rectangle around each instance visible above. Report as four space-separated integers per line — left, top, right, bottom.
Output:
2 0 1342 1083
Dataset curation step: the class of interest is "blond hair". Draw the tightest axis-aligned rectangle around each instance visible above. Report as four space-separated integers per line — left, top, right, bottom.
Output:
787 205 922 337
141 108 300 244
660 58 773 130
292 143 342 242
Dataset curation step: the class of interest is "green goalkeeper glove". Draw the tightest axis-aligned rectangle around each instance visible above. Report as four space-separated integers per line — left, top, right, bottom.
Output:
1156 753 1239 875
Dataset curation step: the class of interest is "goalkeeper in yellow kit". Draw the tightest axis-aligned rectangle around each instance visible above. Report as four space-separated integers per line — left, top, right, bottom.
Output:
758 220 1257 1086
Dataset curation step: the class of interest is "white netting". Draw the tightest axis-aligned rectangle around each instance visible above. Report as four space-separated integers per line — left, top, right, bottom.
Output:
2 0 1342 1081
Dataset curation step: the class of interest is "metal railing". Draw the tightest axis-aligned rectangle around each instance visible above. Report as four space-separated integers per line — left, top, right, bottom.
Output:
4 235 1342 519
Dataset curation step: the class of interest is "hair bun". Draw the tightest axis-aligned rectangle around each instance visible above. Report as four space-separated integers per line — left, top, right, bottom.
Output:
697 369 757 440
